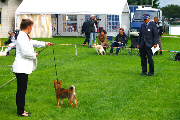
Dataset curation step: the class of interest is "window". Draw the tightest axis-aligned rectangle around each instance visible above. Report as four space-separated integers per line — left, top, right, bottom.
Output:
134 11 157 20
85 15 99 21
107 15 120 32
63 15 77 32
0 8 2 25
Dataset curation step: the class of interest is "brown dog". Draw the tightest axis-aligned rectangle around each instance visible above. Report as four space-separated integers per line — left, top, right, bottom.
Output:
54 80 78 108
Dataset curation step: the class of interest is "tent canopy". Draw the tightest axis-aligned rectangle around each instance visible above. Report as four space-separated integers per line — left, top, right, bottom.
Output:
16 0 128 15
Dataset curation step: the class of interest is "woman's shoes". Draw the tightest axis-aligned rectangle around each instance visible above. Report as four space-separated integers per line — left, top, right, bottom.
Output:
18 112 31 117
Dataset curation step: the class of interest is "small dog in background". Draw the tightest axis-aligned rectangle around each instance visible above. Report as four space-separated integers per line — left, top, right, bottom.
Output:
54 80 78 108
92 44 106 55
0 47 8 56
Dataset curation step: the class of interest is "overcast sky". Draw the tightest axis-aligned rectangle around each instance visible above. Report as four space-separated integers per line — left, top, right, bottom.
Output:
159 0 180 7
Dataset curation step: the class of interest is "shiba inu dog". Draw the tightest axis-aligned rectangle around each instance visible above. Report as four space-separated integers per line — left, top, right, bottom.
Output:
54 80 78 108
92 44 106 55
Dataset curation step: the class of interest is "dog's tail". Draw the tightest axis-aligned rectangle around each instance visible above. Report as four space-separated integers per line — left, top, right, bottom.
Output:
69 85 75 92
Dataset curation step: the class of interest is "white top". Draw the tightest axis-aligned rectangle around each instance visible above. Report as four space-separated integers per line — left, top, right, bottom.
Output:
12 31 46 74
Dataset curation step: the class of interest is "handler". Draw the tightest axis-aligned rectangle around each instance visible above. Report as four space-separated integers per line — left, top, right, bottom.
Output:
137 14 158 76
12 19 53 117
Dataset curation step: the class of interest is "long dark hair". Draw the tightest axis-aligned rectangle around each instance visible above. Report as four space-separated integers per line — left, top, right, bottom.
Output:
100 29 107 35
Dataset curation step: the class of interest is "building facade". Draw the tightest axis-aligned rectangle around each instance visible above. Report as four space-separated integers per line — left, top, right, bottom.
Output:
0 0 22 38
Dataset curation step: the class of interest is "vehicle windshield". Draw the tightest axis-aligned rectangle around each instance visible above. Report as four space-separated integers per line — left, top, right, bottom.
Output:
134 11 157 20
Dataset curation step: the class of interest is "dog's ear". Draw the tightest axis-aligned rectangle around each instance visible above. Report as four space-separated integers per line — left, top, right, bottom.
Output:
54 80 56 84
60 80 62 84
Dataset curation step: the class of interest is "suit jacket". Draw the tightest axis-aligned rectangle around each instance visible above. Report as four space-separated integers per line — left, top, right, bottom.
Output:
138 22 158 48
12 31 46 74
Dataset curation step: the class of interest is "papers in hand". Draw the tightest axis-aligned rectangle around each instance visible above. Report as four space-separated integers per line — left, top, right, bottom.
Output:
151 44 160 54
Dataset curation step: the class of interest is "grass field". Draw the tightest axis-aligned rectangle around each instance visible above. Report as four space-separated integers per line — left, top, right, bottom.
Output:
0 36 180 120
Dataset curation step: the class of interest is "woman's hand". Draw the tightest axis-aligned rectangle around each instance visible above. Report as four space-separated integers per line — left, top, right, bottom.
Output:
46 42 53 46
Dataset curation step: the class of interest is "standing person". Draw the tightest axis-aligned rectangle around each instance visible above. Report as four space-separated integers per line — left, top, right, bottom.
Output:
88 15 97 48
12 19 53 117
137 14 158 76
3 30 16 56
110 28 128 55
82 20 90 45
97 29 109 52
154 16 163 56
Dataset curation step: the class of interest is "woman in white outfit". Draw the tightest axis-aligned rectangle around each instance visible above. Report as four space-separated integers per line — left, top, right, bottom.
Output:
12 19 53 117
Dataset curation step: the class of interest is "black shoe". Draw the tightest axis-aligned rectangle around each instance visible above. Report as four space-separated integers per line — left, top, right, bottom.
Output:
147 73 154 76
6 51 9 56
140 73 147 75
115 51 119 56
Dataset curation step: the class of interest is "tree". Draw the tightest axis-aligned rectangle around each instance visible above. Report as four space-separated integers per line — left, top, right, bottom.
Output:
127 0 160 8
161 4 180 20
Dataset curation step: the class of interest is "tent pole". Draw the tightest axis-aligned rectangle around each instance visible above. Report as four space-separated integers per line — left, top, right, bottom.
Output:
55 14 60 36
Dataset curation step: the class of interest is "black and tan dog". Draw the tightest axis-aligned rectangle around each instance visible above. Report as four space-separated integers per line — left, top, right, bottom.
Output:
54 80 78 108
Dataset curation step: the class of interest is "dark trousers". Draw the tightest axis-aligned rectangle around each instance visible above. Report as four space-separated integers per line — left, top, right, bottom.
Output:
15 73 28 115
139 45 154 74
83 32 90 44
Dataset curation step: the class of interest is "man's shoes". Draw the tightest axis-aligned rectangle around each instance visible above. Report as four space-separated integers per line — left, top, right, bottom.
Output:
147 73 154 76
140 73 147 76
110 53 113 55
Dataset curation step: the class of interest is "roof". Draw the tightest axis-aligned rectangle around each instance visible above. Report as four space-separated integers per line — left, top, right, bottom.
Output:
16 0 128 15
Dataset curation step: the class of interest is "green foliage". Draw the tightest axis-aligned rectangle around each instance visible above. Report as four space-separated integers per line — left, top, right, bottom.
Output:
0 36 180 120
161 4 180 20
127 0 160 8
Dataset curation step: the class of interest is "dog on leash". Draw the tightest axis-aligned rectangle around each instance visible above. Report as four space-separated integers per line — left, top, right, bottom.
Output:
92 44 106 55
0 47 8 56
54 80 78 108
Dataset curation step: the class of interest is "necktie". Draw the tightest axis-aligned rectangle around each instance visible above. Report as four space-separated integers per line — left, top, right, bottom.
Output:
145 24 147 29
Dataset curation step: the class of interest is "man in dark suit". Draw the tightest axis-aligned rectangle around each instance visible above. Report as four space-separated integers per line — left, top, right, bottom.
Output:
137 14 158 76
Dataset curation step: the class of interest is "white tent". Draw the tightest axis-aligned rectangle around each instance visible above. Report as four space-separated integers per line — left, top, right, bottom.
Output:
15 0 130 37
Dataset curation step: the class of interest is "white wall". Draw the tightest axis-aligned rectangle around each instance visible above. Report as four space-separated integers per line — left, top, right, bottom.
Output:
169 26 180 35
0 0 22 38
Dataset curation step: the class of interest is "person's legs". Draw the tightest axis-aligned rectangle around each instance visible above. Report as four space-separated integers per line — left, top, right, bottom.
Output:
110 42 115 55
93 32 96 44
146 46 154 75
86 32 90 45
116 43 122 55
15 73 28 116
139 47 147 74
158 35 163 55
84 32 90 44
89 32 93 47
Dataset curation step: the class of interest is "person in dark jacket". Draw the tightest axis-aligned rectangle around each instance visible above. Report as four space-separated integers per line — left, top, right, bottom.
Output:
82 20 90 45
88 15 97 48
3 30 16 56
110 28 128 55
154 16 163 56
137 14 158 76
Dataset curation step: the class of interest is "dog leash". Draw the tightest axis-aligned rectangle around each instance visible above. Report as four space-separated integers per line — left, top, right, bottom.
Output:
52 45 59 82
36 46 49 54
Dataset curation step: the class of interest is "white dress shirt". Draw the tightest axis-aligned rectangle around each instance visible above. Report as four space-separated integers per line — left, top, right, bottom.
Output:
12 31 46 74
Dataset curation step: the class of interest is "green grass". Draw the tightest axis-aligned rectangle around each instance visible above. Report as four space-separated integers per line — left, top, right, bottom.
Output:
0 36 180 120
